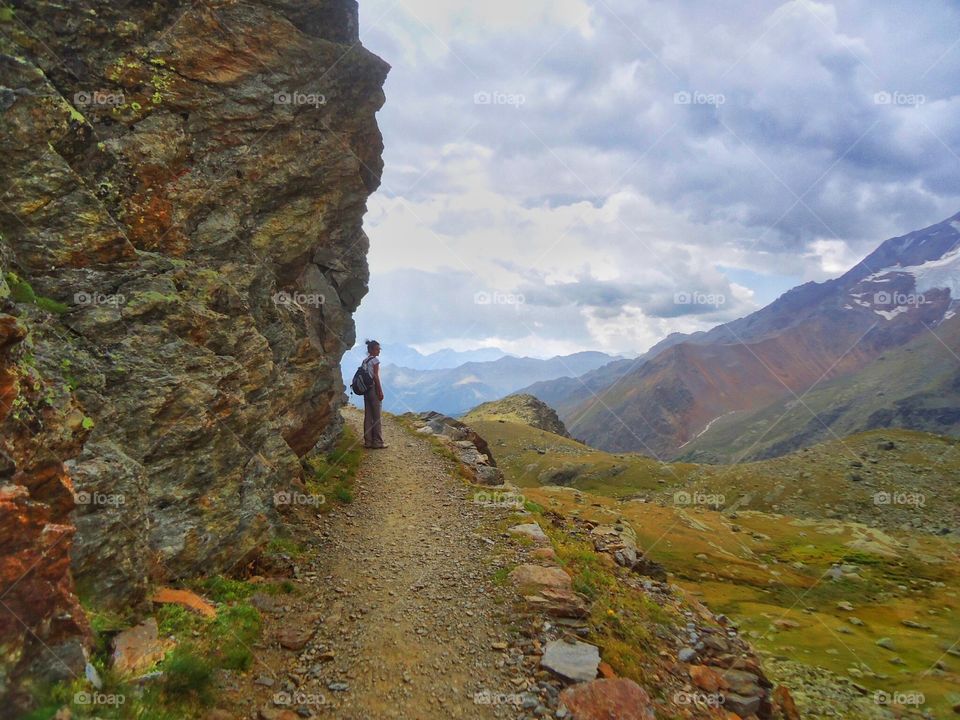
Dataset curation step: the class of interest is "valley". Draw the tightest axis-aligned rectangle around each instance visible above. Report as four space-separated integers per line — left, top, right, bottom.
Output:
525 214 960 461
466 396 960 718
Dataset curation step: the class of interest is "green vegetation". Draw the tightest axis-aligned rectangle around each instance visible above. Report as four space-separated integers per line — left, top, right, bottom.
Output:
487 411 960 717
303 425 362 509
30 571 289 718
4 272 69 314
265 536 305 559
161 645 214 702
537 518 675 687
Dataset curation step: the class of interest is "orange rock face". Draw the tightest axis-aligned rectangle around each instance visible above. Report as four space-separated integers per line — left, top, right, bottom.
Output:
0 313 91 705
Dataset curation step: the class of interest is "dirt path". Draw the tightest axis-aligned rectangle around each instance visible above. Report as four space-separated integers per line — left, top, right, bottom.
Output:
239 408 528 720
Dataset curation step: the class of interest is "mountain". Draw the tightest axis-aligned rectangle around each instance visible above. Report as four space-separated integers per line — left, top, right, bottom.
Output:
463 393 571 437
525 212 960 458
341 343 508 372
353 351 619 415
679 313 960 462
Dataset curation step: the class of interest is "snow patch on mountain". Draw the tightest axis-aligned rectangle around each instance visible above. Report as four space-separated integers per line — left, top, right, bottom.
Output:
906 245 960 298
874 306 909 321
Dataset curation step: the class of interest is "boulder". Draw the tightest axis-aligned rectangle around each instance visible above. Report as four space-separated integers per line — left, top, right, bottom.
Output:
559 678 656 719
524 588 589 619
690 664 728 692
721 692 762 718
508 523 550 544
509 564 571 591
541 640 601 682
112 618 174 675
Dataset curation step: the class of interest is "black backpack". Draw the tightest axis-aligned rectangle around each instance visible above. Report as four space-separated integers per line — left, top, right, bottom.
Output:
350 359 374 395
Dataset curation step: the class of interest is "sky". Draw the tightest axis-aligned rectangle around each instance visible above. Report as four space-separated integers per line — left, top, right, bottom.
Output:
352 0 960 359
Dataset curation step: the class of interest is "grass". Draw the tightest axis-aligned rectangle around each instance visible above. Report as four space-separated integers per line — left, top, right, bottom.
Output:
303 425 362 509
266 537 305 558
523 483 960 718
32 572 275 719
161 645 214 702
510 507 679 687
192 575 256 603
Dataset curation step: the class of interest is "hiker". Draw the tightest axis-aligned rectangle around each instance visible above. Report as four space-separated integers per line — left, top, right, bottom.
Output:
361 339 387 449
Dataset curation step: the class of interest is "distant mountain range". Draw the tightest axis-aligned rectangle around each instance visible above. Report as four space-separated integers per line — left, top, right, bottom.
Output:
342 343 508 372
346 351 620 415
525 211 960 459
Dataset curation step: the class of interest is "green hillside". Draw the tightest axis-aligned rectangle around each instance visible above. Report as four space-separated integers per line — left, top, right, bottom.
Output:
471 411 960 717
679 316 960 464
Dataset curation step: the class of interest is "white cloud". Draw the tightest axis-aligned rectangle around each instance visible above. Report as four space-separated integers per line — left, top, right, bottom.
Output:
356 0 960 356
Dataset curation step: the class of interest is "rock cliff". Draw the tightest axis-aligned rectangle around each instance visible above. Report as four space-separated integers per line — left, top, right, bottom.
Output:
0 0 387 698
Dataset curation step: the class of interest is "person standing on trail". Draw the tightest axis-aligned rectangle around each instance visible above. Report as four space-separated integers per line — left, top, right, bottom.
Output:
362 339 387 449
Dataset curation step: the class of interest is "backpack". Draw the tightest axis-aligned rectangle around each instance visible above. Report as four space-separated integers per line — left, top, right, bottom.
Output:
350 358 374 395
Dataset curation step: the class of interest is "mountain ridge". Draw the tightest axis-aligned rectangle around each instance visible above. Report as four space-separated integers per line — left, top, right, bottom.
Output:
523 211 960 458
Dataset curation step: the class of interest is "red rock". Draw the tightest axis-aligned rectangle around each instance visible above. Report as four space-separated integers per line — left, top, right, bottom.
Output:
597 661 617 679
112 618 174 674
773 685 800 720
0 313 91 702
525 587 589 618
690 664 728 692
151 587 216 618
530 547 558 562
277 625 314 651
559 678 656 720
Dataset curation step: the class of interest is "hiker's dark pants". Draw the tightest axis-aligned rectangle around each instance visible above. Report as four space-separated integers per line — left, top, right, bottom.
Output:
363 389 384 447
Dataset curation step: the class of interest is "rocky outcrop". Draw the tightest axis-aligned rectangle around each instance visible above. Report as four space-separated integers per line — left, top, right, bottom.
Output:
0 312 92 702
0 0 387 700
409 412 505 485
465 393 571 437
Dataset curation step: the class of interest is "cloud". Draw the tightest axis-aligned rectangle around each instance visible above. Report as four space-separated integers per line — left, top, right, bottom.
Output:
354 0 960 357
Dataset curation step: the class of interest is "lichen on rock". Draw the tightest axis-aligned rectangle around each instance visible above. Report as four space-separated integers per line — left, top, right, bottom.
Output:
0 0 388 704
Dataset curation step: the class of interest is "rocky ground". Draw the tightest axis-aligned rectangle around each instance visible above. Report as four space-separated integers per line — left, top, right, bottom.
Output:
216 408 548 719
